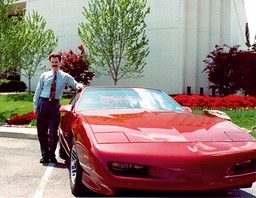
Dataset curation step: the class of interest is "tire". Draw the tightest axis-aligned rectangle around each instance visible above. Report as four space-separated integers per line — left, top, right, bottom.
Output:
69 138 85 196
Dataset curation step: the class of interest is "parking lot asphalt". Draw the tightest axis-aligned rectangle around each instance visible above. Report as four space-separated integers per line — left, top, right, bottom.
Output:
0 126 37 140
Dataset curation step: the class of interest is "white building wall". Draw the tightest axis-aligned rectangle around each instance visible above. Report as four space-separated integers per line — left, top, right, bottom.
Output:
19 0 247 95
197 0 210 94
230 0 247 45
209 0 221 48
184 0 199 94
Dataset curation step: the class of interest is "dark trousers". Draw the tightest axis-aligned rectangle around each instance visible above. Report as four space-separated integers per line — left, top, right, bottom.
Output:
36 97 60 159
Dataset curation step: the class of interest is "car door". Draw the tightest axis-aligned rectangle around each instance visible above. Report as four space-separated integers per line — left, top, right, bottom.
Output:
60 92 81 144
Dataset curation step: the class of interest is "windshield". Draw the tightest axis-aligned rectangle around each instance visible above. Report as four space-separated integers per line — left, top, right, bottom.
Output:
76 87 185 112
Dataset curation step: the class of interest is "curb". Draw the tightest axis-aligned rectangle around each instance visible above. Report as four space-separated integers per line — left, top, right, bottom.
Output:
0 126 38 140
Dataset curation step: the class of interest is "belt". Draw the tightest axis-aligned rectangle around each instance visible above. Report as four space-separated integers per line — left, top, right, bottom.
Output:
40 97 59 102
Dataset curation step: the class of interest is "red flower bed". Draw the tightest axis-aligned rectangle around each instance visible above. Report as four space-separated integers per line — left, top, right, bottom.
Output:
6 111 36 125
173 94 256 109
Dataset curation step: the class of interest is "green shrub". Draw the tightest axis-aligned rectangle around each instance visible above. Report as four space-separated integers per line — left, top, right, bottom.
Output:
0 79 27 92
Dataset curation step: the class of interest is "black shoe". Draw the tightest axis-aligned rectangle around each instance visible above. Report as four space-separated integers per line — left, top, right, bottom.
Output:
49 158 57 163
40 157 49 163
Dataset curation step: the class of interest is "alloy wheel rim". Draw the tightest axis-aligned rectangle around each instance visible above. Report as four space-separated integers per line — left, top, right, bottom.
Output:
70 146 77 184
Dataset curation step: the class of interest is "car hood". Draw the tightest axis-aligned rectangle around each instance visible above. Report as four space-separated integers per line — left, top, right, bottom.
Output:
80 109 253 143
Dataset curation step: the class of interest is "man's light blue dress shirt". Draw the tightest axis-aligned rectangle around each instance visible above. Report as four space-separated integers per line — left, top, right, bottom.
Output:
33 70 79 110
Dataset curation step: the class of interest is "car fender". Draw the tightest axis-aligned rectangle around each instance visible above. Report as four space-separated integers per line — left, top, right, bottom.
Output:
71 115 94 177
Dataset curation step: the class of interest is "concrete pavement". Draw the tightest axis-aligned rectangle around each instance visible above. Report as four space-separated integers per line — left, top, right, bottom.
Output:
0 126 37 140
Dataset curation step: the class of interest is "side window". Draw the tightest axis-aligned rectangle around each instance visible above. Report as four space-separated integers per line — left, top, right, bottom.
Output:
69 92 80 106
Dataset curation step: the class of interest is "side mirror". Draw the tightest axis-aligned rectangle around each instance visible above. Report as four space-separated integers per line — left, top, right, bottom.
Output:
60 104 73 112
183 106 192 113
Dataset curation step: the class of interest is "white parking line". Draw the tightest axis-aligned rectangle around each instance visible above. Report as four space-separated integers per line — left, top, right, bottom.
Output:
33 164 54 198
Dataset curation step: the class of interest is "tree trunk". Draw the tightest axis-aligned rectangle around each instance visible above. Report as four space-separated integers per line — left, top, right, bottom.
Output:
28 77 31 94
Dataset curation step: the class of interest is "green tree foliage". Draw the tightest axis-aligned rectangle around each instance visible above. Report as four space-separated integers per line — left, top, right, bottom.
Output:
20 11 58 93
0 0 24 78
78 0 150 85
0 1 57 93
59 45 94 85
203 44 256 96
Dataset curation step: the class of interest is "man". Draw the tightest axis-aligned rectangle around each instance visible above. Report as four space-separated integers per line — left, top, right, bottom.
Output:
33 53 83 163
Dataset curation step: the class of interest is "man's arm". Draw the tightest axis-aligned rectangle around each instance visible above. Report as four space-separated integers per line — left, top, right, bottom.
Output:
66 74 84 91
33 75 44 112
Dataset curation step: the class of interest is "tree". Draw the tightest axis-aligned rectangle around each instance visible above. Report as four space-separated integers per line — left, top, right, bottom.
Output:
19 11 58 93
0 0 24 78
0 2 57 93
239 45 256 96
0 0 13 75
78 0 150 85
245 23 251 49
59 44 94 86
203 44 256 96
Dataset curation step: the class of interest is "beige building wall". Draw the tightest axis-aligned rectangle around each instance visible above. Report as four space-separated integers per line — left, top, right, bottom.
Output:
19 0 247 95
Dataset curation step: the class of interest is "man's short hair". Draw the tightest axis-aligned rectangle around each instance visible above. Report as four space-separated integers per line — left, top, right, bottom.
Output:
48 53 61 61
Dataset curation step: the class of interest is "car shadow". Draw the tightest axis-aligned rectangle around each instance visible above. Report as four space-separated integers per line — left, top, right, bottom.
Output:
115 188 256 198
79 188 255 198
42 161 68 169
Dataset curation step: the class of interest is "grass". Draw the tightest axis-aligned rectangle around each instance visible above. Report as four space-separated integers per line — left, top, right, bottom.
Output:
192 108 256 131
0 93 255 132
224 109 256 130
0 93 71 124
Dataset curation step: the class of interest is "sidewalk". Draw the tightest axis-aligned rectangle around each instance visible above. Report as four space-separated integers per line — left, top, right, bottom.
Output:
0 126 37 140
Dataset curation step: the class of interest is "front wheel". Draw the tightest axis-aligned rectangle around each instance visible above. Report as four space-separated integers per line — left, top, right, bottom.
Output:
69 138 84 196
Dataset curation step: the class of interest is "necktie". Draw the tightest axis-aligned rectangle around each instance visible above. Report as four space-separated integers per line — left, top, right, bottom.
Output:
49 71 57 101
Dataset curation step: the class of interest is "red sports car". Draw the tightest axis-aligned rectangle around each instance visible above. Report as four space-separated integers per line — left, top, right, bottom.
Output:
58 86 256 196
